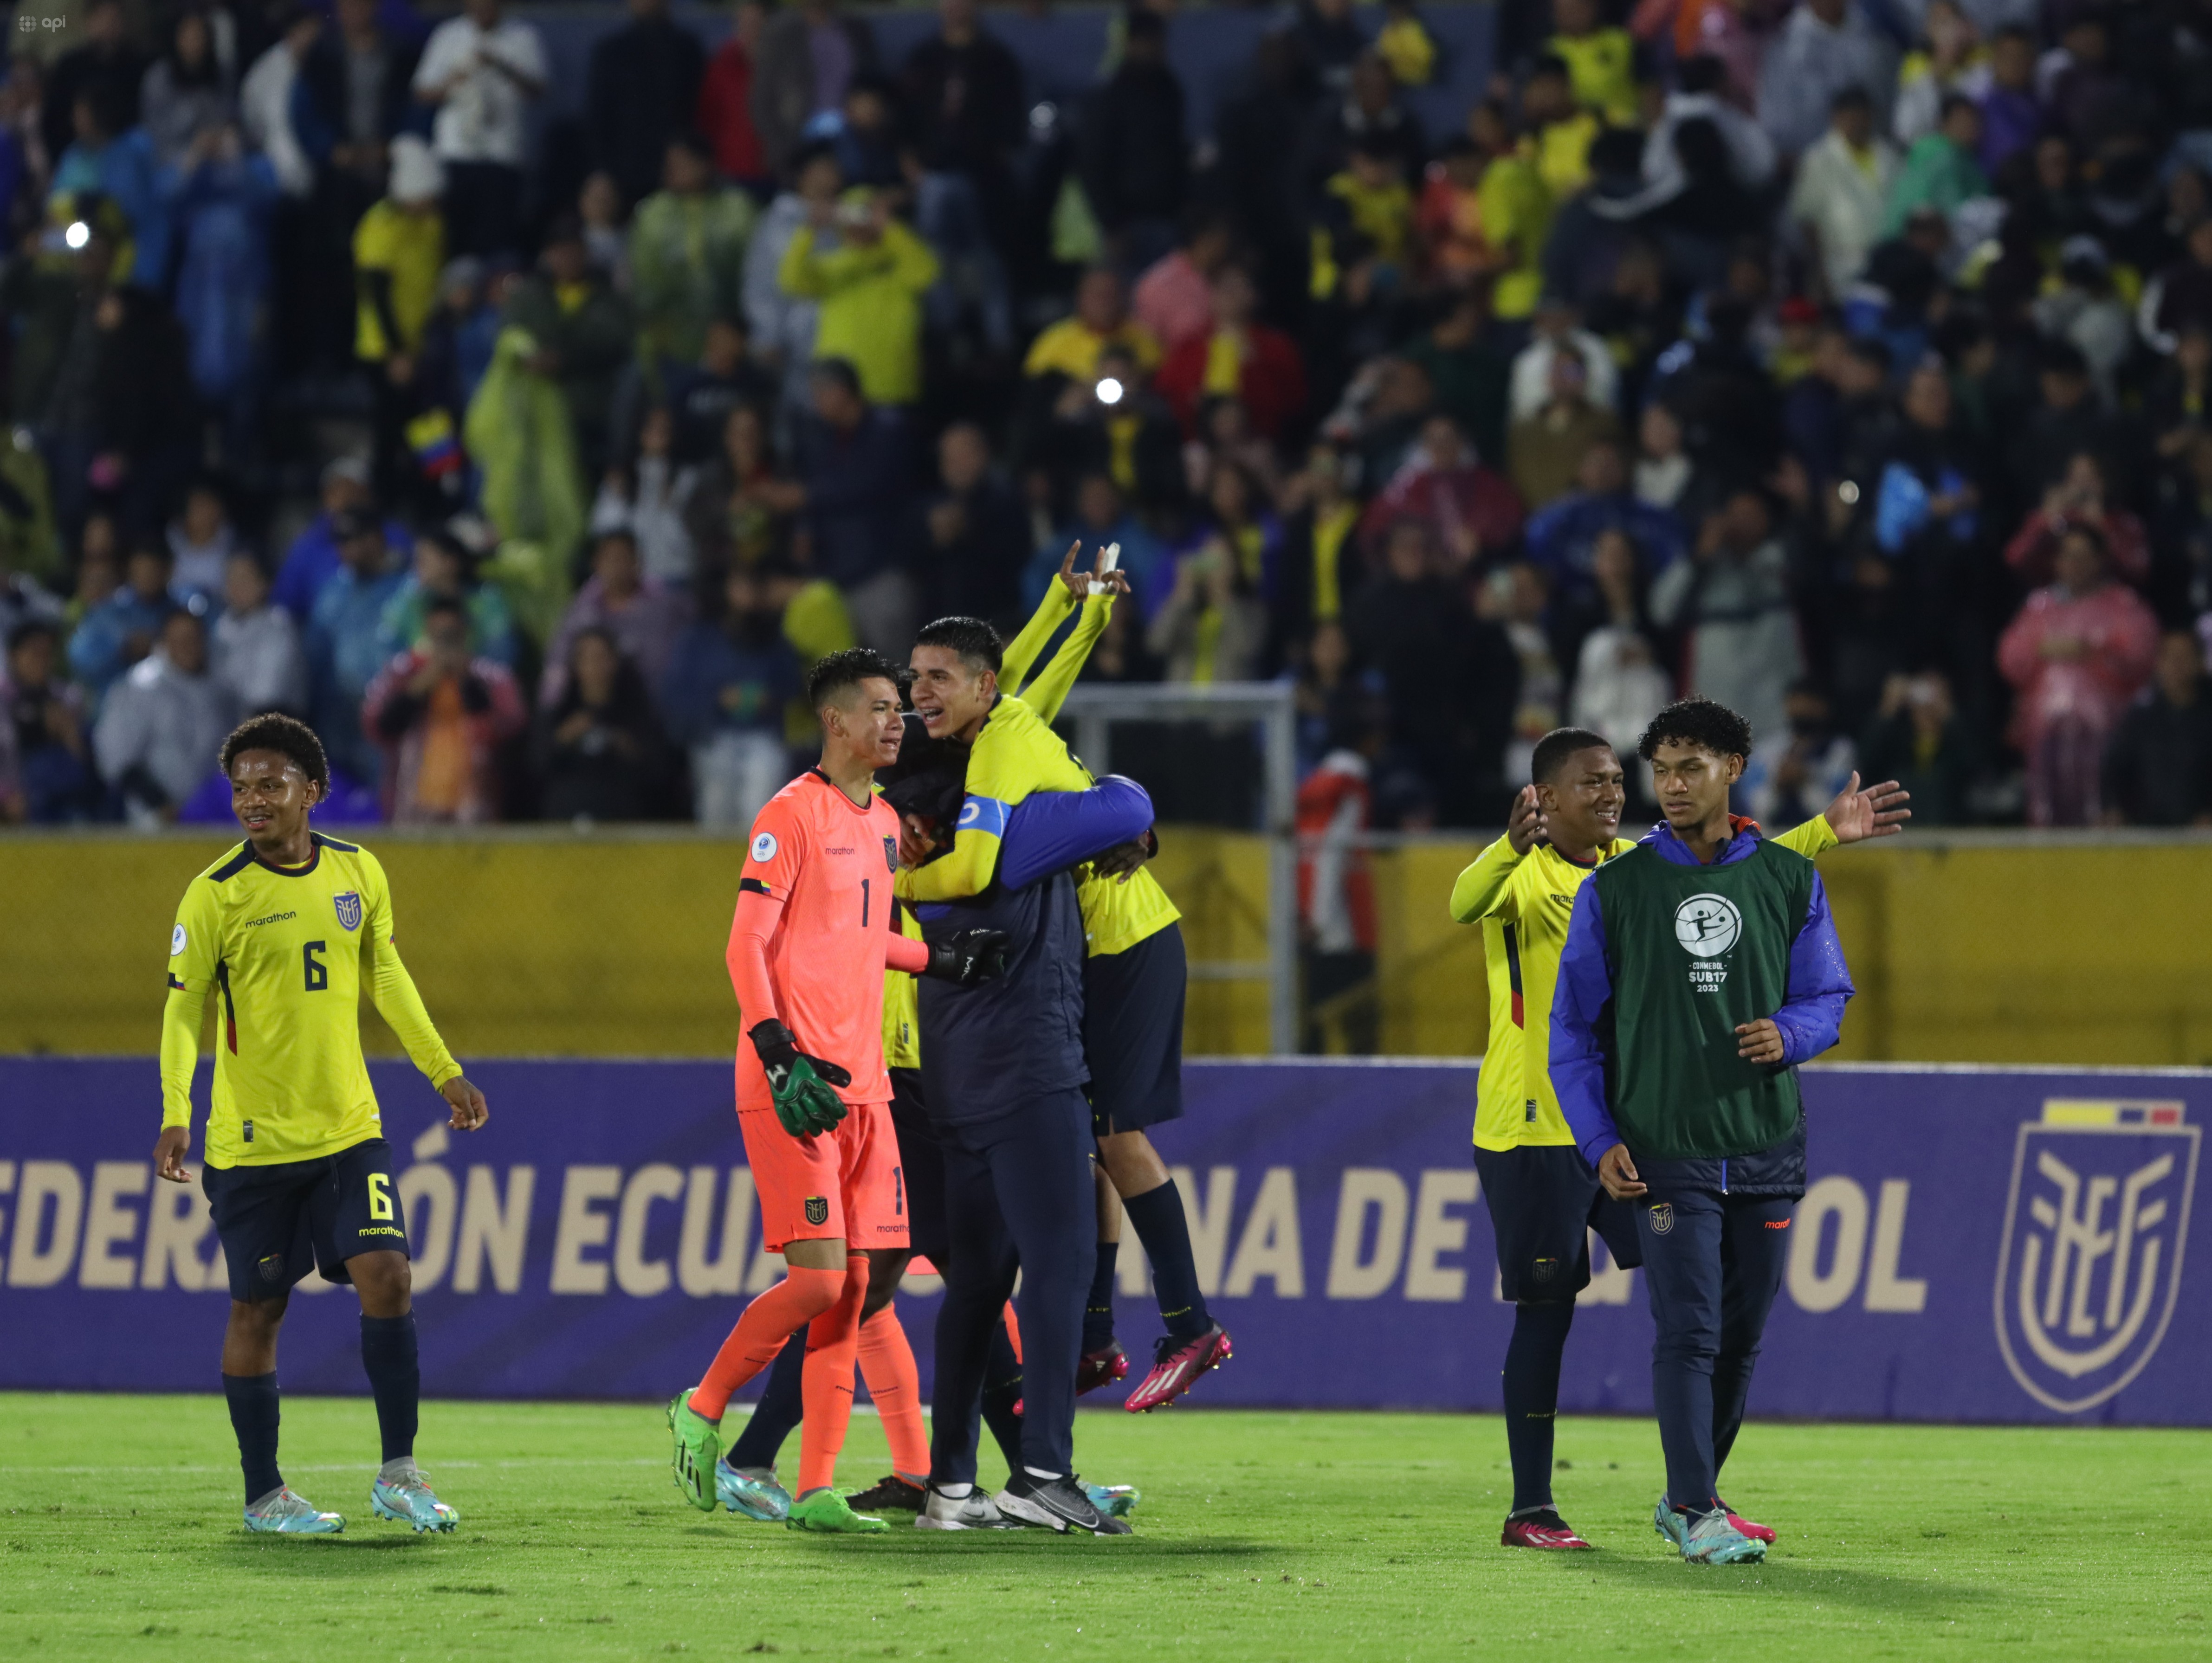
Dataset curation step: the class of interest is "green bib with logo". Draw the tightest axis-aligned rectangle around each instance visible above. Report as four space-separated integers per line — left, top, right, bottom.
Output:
1588 838 1816 1161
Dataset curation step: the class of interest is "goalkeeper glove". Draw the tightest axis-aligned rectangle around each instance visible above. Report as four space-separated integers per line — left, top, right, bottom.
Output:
749 1019 852 1138
923 928 1011 987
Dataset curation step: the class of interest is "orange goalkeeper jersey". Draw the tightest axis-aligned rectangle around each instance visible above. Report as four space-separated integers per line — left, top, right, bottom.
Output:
731 769 907 1108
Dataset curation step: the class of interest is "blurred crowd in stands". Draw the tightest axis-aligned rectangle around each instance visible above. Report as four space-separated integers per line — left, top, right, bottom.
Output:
2 0 2212 849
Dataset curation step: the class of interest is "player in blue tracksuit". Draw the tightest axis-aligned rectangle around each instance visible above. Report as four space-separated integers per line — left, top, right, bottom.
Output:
1552 698 1854 1565
906 776 1137 1534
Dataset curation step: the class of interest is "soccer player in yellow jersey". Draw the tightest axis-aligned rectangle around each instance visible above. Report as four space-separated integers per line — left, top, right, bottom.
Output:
154 715 489 1536
1451 725 1905 1551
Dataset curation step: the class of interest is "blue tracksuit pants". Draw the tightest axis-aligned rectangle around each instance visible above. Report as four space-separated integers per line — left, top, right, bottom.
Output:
928 1088 1093 1485
1634 1188 1795 1511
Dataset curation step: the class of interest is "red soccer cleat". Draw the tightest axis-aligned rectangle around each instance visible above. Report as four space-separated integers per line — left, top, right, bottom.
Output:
1721 1503 1775 1545
1501 1509 1595 1550
1077 1340 1130 1397
1123 1324 1233 1412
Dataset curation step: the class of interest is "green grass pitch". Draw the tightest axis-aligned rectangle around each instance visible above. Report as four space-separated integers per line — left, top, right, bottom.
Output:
2 1393 2206 1662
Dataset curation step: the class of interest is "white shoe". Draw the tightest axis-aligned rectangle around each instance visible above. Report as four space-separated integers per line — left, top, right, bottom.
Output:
915 1483 1021 1530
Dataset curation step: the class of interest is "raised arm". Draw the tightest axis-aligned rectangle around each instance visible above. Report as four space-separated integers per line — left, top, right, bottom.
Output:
1449 785 1543 922
1000 575 1080 697
1021 595 1113 724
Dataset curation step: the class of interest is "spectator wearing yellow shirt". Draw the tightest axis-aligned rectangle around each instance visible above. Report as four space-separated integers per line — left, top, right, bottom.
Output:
1549 0 1641 127
1323 141 1417 273
355 136 448 504
777 187 940 406
1470 100 1552 322
1519 57 1599 202
1022 267 1163 384
1376 0 1438 88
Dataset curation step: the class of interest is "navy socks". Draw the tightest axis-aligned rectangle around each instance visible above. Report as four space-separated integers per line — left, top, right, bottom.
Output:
1083 1241 1119 1351
223 1371 282 1504
1502 1301 1575 1514
1121 1181 1212 1341
981 1320 1025 1474
359 1313 420 1465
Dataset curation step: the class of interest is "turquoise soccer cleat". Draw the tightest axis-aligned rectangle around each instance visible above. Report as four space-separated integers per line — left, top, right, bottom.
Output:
668 1392 720 1512
1653 1495 1764 1564
243 1485 345 1534
372 1462 459 1532
717 1459 793 1521
1085 1483 1140 1519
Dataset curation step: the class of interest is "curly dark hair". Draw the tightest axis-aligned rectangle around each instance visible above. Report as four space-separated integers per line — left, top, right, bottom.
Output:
219 712 330 795
806 645 904 711
1637 696 1753 762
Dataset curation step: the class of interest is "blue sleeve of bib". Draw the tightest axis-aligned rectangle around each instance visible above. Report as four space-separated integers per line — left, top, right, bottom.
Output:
1551 882 1623 1169
1772 870 1854 1065
999 776 1155 890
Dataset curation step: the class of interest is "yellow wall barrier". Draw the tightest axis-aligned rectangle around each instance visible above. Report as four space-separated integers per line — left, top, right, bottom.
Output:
6 829 2212 1065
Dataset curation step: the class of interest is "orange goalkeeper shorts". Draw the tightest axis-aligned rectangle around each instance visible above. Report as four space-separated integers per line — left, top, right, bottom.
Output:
737 1097 908 1252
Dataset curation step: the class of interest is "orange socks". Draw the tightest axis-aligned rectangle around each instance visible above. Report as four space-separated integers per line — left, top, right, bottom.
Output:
796 1261 870 1495
856 1306 930 1481
688 1265 844 1422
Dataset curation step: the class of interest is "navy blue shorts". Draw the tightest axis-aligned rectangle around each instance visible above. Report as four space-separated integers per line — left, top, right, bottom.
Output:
1473 1142 1643 1303
1084 922 1186 1137
202 1137 409 1302
887 1066 948 1264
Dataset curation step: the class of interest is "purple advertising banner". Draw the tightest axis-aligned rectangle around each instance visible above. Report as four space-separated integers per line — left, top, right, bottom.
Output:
0 1058 2202 1425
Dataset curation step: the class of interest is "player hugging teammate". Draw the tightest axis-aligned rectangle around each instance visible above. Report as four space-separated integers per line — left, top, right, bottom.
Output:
670 546 1245 1536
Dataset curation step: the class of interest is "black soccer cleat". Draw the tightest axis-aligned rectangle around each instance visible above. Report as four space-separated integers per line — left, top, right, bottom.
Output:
995 1472 1132 1536
845 1474 927 1514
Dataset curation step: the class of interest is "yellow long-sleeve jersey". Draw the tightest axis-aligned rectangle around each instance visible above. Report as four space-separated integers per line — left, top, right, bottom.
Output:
162 834 460 1167
1450 816 1838 1150
894 584 1180 959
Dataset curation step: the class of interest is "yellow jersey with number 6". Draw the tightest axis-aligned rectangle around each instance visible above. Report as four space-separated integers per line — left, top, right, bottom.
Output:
162 834 459 1168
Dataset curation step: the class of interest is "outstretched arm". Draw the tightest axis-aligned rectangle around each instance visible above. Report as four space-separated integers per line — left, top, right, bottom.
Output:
999 775 1155 890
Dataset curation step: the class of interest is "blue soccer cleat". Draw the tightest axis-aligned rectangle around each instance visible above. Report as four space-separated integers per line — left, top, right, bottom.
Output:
718 1459 793 1521
372 1462 459 1533
1085 1483 1140 1519
1653 1495 1764 1564
243 1485 344 1534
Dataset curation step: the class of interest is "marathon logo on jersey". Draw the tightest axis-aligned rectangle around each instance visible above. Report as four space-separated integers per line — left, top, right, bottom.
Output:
1673 892 1740 993
333 891 362 932
1995 1101 2198 1414
804 1196 829 1227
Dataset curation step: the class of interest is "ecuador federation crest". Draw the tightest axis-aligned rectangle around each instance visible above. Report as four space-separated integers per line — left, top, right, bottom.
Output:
332 890 363 932
804 1196 830 1227
1993 1101 2198 1413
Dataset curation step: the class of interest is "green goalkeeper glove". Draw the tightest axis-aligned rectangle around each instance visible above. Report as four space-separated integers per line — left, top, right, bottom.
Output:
749 1019 852 1138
